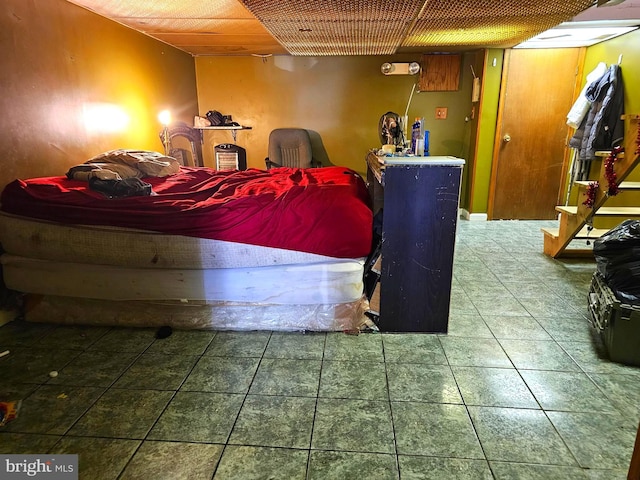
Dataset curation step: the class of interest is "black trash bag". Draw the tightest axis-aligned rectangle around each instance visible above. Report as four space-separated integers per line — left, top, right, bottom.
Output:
594 220 640 304
594 220 640 256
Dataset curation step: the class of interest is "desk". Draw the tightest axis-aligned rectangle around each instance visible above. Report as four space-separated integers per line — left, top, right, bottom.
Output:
366 152 464 333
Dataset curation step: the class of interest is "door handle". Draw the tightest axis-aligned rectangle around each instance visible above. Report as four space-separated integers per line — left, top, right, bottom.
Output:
503 134 511 143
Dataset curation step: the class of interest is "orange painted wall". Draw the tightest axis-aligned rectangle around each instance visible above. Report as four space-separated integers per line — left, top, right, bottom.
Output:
0 0 198 190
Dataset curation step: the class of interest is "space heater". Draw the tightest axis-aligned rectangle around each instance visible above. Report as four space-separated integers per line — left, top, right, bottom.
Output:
214 143 247 171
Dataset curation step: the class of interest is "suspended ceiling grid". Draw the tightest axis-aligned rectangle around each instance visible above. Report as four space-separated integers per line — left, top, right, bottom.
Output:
66 0 611 56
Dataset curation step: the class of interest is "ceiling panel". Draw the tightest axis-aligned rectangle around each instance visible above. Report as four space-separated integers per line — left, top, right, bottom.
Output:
124 19 268 35
237 0 425 55
248 20 415 55
66 0 639 56
71 0 255 19
403 0 596 49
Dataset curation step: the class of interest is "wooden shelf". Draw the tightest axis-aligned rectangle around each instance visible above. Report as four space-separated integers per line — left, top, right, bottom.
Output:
193 125 252 131
194 125 252 142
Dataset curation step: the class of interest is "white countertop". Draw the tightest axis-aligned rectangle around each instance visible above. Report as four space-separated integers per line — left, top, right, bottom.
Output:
382 155 465 166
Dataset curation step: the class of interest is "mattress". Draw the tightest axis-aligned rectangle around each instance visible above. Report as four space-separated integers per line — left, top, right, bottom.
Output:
0 165 373 259
0 212 342 269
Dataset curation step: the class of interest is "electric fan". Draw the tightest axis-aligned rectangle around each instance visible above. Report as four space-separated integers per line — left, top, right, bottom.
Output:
378 111 404 147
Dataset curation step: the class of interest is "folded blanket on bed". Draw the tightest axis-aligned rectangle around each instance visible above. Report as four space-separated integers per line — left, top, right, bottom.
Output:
66 150 180 181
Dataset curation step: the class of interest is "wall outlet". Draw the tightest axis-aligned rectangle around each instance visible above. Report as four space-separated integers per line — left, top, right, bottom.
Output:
435 107 448 119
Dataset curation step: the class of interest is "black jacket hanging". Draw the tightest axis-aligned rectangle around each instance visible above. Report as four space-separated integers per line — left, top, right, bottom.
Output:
569 64 624 162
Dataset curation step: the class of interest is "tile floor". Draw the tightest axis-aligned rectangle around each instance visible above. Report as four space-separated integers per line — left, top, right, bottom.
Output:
1 220 639 479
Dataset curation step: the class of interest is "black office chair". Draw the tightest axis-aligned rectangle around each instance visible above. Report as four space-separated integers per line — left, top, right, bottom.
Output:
264 128 322 169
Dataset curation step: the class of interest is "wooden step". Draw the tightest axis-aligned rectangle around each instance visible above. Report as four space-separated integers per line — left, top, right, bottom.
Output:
595 150 625 159
542 226 609 240
544 114 640 259
556 206 640 216
574 180 640 190
618 181 640 190
556 206 580 215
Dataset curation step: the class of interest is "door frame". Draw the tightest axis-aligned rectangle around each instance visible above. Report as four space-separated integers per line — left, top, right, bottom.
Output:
486 49 511 219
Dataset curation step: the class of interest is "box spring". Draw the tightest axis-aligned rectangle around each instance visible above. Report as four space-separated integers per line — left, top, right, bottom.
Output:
23 295 368 332
1 254 364 305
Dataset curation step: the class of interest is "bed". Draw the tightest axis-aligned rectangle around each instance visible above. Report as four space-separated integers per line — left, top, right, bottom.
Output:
0 153 373 331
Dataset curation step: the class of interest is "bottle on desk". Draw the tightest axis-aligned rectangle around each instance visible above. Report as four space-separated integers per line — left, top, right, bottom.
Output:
423 130 430 156
412 118 431 156
411 117 424 155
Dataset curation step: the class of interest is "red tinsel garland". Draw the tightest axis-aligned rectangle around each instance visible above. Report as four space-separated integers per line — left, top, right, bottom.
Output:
604 146 623 196
583 181 599 208
580 119 638 209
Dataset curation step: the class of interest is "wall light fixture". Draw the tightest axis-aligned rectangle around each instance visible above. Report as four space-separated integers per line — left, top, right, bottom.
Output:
381 62 421 75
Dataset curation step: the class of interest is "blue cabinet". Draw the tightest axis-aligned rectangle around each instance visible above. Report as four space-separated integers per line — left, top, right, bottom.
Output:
366 152 464 333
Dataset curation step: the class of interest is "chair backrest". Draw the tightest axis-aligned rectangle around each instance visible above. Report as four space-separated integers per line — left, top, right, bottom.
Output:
268 128 313 168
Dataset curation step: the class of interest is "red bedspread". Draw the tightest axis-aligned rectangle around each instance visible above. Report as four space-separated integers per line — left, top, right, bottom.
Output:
0 166 373 258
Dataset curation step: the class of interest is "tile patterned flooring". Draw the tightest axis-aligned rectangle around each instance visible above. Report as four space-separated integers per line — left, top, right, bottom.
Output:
1 220 639 479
